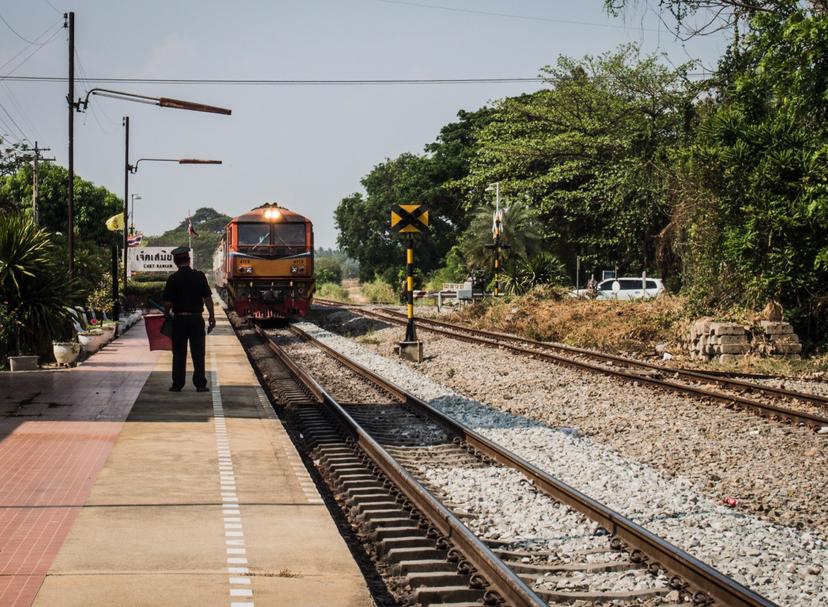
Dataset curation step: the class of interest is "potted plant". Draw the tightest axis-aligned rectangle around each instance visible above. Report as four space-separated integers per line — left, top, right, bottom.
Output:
52 341 81 366
1 215 76 369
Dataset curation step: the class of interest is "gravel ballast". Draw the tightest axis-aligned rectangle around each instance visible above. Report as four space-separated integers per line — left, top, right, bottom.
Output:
314 310 828 534
296 318 828 606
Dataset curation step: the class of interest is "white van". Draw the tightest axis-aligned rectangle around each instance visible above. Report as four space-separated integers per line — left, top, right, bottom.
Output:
574 277 665 300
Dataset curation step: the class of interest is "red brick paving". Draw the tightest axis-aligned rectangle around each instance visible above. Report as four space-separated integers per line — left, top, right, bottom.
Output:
0 322 160 607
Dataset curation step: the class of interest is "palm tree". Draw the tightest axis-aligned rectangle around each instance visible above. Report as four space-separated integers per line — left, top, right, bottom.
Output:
460 199 544 272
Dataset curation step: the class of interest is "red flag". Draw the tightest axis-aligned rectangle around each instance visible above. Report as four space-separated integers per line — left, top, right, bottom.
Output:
187 217 198 237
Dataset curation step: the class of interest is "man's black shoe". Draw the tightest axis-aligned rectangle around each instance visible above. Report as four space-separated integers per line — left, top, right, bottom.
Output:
196 386 210 392
169 386 182 392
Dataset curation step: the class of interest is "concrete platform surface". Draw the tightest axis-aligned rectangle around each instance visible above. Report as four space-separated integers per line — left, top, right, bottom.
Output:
1 310 373 607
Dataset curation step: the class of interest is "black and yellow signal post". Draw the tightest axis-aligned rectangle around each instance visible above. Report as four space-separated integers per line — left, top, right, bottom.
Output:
391 203 429 362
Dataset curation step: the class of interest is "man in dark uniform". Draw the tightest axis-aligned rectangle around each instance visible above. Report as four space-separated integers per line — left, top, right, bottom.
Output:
162 246 216 392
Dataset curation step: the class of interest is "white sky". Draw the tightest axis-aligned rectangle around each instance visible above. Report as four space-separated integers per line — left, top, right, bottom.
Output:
1 0 728 248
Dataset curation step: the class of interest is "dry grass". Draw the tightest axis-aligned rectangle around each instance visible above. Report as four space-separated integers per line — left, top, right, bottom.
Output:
449 293 828 375
454 294 689 355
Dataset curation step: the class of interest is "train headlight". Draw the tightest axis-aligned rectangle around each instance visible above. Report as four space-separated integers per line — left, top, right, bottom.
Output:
290 266 298 273
239 266 253 274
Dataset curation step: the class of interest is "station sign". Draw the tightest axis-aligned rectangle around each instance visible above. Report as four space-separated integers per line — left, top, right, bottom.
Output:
128 247 177 273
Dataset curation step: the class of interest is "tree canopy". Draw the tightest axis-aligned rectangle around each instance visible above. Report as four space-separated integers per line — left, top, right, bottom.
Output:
144 207 231 271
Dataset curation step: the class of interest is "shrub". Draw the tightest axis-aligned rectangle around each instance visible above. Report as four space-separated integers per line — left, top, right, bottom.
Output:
315 257 343 285
86 273 114 316
124 280 167 311
362 277 397 304
316 282 350 302
130 272 172 283
0 214 75 359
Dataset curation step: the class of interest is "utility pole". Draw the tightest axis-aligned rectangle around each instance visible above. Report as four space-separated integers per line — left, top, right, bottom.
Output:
123 116 129 290
31 141 54 226
65 12 75 278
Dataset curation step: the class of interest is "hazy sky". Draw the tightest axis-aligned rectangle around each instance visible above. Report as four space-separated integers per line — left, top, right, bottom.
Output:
1 0 728 248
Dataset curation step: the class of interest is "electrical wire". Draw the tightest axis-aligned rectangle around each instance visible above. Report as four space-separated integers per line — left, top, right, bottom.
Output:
377 0 665 34
1 72 715 86
41 0 63 15
0 22 63 78
0 12 43 45
0 100 29 143
5 75 545 85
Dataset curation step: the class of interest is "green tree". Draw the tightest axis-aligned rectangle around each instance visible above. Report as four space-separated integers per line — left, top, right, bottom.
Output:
463 46 695 279
673 9 828 320
315 256 343 284
0 163 122 246
335 108 493 282
143 207 231 272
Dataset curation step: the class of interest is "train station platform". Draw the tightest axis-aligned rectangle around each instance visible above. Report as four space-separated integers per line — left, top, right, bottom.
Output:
0 310 372 607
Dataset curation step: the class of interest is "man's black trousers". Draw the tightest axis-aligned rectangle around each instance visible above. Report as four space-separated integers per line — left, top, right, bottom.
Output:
171 315 206 389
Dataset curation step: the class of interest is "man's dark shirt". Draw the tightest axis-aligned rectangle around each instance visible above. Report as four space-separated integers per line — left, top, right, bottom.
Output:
163 266 211 313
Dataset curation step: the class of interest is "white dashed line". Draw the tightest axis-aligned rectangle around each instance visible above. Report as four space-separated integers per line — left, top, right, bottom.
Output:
212 352 255 607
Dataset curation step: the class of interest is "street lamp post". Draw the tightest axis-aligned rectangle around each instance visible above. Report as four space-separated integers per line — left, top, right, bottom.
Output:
123 152 222 288
71 88 230 319
129 194 142 235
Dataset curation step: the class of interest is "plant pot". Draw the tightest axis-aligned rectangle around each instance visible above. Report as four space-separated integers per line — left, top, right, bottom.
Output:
53 342 81 366
78 332 101 354
9 355 39 371
100 325 116 344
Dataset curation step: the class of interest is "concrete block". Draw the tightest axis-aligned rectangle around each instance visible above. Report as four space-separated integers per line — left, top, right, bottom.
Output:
693 320 712 335
719 344 750 354
711 322 745 336
760 321 794 335
770 334 799 345
718 334 749 345
773 343 802 354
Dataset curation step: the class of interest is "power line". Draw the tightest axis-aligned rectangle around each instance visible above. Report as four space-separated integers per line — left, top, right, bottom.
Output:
41 0 63 15
377 0 665 34
0 72 716 86
0 12 43 45
4 75 547 86
0 100 29 143
0 22 63 76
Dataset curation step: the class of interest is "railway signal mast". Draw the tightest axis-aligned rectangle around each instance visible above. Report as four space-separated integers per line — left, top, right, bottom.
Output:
485 183 510 296
390 203 429 363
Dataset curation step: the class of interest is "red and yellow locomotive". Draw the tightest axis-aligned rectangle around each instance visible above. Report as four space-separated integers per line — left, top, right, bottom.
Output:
213 203 314 318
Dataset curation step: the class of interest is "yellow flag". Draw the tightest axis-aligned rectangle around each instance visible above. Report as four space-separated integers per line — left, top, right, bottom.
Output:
105 213 125 231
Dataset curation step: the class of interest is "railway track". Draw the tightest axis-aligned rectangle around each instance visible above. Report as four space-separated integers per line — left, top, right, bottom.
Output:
313 299 828 430
252 320 777 607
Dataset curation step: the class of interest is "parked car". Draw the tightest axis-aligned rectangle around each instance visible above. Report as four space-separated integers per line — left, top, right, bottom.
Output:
573 277 665 300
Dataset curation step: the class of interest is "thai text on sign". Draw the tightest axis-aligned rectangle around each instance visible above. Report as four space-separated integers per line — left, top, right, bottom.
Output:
128 247 177 273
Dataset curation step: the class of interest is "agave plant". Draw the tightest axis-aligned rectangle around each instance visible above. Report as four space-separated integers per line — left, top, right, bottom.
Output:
0 214 75 357
504 252 570 295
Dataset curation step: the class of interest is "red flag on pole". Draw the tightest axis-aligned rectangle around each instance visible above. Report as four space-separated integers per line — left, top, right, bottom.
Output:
187 216 198 237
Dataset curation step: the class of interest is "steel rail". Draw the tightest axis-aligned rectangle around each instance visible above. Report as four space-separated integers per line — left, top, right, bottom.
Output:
316 301 828 429
378 307 828 408
285 322 777 607
252 325 546 607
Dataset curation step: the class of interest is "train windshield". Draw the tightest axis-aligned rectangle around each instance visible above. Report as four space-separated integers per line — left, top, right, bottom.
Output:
237 222 307 257
238 223 271 246
272 223 306 246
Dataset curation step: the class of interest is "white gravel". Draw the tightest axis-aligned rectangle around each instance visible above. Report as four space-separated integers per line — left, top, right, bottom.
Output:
296 321 828 606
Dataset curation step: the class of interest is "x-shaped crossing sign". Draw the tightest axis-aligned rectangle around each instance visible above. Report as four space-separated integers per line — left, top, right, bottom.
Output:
390 204 429 233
